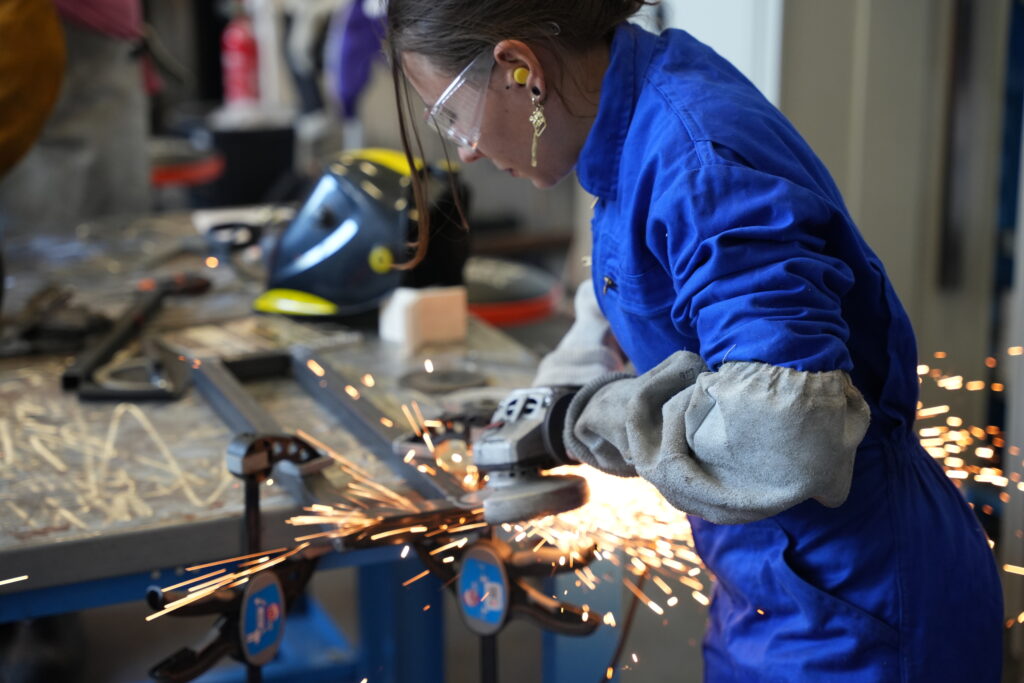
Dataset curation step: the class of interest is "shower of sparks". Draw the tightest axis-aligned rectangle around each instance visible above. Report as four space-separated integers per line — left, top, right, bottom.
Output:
429 537 470 555
402 569 430 587
370 525 428 541
146 346 1024 633
0 575 28 588
401 404 422 437
280 404 712 635
913 353 1024 506
160 569 226 592
915 348 1024 633
411 402 427 430
146 414 470 623
502 464 711 616
623 577 665 616
186 548 289 572
297 429 419 513
148 544 310 621
285 409 712 629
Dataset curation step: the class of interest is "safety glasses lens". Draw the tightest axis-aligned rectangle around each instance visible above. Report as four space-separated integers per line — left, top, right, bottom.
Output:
425 50 494 148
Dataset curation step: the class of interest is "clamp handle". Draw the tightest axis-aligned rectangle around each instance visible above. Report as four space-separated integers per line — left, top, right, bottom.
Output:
149 616 236 683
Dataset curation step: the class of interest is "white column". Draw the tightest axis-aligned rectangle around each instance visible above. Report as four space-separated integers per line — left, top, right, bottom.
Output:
660 0 785 105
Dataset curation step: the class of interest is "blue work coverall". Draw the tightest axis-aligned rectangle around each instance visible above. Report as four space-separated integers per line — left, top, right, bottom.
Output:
575 23 1004 681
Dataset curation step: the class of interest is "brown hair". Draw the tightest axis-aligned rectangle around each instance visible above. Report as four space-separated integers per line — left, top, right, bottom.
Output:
385 0 653 268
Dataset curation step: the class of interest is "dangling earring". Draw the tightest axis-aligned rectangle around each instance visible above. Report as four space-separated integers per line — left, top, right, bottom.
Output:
529 93 547 168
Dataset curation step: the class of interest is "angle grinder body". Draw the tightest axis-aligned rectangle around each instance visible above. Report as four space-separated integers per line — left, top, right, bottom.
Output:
472 387 589 524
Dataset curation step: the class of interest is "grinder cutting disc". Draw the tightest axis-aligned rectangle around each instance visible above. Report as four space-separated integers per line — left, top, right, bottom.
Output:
477 471 589 524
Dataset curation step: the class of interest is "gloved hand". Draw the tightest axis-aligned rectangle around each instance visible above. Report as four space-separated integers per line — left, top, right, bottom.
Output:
532 281 625 388
560 350 870 524
563 351 707 478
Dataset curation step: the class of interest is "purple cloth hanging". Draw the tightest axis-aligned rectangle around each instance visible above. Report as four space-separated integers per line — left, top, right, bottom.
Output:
325 0 386 120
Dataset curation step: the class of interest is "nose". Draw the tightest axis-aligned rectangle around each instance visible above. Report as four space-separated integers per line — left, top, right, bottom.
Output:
458 146 484 164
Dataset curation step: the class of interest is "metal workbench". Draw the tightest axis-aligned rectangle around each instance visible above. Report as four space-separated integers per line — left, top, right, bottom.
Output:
0 213 539 682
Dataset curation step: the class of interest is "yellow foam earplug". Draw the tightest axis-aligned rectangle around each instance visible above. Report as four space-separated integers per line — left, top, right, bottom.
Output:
513 67 529 85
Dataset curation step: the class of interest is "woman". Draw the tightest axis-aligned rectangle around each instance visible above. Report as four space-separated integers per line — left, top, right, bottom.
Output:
387 1 1004 679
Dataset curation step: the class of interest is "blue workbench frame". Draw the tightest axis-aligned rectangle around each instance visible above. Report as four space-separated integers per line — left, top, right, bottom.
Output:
0 545 444 683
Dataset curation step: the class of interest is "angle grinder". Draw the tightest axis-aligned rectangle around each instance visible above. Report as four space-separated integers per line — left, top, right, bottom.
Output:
471 386 589 524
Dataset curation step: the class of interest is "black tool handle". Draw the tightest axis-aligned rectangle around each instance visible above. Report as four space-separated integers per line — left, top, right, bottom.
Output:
62 288 164 390
149 617 236 683
62 273 209 390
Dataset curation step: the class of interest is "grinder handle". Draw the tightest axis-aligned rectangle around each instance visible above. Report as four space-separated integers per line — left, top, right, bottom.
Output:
540 386 578 466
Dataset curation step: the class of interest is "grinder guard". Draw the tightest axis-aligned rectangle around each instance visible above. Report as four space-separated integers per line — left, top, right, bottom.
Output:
473 387 590 524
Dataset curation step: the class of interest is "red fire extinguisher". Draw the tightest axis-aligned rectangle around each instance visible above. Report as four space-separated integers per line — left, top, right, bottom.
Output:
221 3 259 105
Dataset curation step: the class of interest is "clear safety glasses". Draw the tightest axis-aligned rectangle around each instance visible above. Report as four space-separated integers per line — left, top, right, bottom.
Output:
424 49 495 149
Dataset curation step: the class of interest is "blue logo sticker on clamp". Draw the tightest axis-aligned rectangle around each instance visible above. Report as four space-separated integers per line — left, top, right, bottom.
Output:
457 541 510 636
240 571 285 666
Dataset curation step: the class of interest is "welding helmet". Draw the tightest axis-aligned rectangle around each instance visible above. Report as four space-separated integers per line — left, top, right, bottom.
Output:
254 148 468 318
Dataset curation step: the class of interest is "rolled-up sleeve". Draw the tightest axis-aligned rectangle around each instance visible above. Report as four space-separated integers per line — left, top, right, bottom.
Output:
660 164 857 372
560 163 872 523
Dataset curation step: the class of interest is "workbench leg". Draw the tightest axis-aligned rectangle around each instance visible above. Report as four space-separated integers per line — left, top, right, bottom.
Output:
542 562 624 683
358 560 444 683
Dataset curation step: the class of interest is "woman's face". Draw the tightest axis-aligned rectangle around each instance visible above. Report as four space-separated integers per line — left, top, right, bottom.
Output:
402 50 578 189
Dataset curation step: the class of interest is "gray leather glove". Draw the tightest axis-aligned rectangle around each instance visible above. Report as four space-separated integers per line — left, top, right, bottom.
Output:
563 351 870 525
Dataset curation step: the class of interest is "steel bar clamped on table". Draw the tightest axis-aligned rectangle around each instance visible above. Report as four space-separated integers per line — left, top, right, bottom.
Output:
289 346 470 504
188 347 460 507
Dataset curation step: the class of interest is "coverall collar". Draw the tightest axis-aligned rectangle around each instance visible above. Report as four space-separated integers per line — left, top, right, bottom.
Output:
576 23 658 201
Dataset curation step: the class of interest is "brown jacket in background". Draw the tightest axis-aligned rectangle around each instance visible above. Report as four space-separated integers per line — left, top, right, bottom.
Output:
0 0 65 177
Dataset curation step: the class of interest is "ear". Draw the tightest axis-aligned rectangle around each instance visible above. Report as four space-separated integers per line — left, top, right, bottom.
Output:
494 39 546 99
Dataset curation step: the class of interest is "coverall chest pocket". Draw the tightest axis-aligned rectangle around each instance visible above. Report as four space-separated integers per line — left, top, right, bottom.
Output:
599 263 676 317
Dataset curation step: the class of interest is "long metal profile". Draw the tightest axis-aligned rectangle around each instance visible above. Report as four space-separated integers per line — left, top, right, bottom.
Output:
290 347 469 505
189 348 466 507
191 356 285 435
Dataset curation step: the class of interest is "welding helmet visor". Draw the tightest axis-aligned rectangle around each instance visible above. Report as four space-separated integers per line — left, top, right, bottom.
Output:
424 49 495 149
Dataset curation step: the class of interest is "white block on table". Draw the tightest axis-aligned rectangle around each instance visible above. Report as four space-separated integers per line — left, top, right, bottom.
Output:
379 286 468 353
